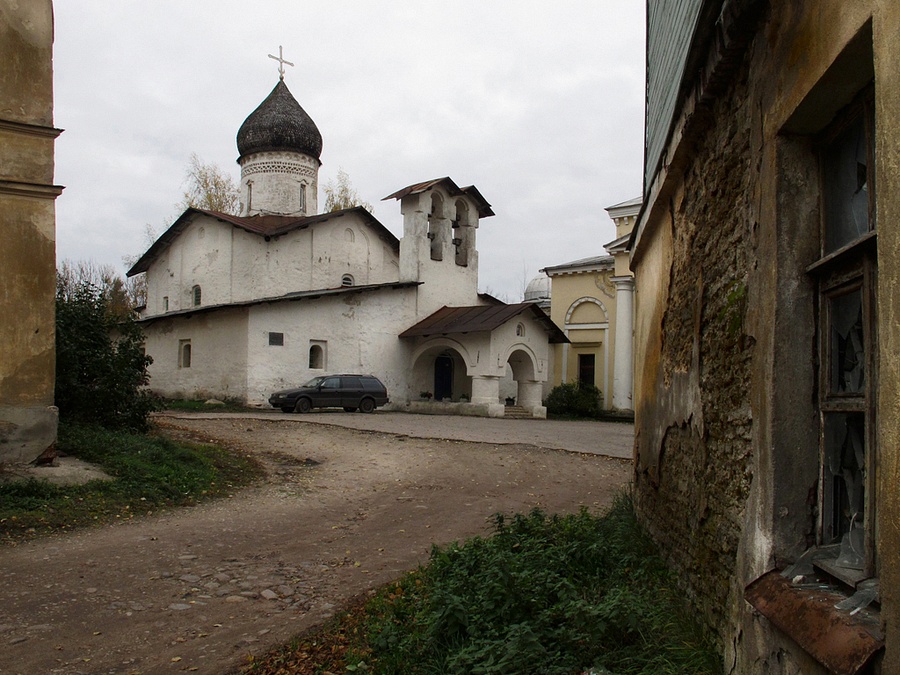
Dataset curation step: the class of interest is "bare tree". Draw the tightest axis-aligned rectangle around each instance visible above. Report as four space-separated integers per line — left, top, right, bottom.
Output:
57 259 133 318
121 223 160 309
323 168 373 213
177 153 240 215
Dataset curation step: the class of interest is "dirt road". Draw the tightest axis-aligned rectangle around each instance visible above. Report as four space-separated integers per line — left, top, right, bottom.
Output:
0 415 631 674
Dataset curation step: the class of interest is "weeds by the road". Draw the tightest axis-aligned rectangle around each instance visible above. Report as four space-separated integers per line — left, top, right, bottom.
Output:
164 398 257 413
244 496 720 675
0 423 264 543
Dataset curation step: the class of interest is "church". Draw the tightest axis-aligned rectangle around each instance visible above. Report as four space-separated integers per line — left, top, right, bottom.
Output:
128 71 566 418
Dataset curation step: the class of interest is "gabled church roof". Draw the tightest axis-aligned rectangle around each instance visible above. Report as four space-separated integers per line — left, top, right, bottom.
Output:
400 303 568 343
382 177 495 218
126 206 398 276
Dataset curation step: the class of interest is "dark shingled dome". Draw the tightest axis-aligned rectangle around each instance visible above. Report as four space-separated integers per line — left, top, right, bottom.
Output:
236 80 323 159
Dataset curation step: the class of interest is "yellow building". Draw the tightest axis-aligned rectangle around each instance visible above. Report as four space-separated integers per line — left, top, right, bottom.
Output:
0 1 62 463
541 197 639 412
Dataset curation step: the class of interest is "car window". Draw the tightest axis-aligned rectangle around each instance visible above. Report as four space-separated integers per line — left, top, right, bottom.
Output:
303 376 325 387
321 377 340 390
361 378 385 391
341 377 363 388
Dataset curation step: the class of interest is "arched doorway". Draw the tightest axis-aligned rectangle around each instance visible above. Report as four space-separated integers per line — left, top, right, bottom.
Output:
434 354 454 401
505 348 542 410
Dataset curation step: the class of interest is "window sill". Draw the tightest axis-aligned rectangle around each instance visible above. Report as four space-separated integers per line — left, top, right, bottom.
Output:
745 571 883 675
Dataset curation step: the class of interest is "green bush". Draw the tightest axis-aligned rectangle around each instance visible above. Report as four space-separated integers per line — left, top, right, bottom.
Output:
359 498 719 674
55 273 158 431
545 382 602 418
245 497 721 675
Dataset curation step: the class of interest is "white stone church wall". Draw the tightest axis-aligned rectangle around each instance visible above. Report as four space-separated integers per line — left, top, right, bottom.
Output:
398 189 482 320
145 213 402 319
240 150 319 217
244 288 418 405
228 213 399 302
145 217 238 315
490 313 552 383
142 308 250 401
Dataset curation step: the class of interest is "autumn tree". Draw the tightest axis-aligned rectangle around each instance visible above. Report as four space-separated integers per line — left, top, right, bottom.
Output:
323 168 373 213
177 152 240 215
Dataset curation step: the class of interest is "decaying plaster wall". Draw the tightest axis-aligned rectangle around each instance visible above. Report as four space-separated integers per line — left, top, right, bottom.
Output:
633 54 757 642
632 0 900 672
0 0 62 463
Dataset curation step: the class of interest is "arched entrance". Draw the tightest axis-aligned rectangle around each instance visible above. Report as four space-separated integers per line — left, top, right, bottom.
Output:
409 341 471 403
504 347 543 411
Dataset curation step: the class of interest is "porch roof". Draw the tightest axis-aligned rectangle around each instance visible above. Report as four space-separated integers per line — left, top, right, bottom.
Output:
400 303 568 343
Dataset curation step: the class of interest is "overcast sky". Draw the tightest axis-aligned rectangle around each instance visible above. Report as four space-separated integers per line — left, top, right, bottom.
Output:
52 1 645 301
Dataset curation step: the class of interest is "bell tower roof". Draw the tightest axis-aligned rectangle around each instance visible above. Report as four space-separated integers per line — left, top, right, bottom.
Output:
236 79 323 160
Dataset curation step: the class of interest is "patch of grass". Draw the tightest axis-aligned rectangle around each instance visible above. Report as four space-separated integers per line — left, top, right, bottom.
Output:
0 423 264 544
243 496 721 675
163 398 257 413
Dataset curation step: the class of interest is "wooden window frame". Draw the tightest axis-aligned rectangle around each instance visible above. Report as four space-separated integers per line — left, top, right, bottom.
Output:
810 88 877 581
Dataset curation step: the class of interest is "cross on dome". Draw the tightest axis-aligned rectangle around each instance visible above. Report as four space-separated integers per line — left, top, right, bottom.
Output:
267 45 294 80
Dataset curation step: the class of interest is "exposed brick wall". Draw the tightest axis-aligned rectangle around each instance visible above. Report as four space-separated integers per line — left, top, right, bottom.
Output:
635 55 756 642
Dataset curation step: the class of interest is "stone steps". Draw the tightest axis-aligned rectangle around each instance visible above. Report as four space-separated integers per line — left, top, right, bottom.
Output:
503 405 534 419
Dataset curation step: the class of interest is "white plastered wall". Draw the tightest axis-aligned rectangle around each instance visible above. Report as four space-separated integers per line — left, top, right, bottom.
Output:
243 288 419 405
144 212 400 318
141 308 250 401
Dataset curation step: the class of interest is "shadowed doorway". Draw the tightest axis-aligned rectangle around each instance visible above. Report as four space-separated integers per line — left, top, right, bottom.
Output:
434 354 454 401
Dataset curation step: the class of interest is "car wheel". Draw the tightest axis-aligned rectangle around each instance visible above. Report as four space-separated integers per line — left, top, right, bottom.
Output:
294 398 312 413
343 406 357 413
359 397 375 414
280 406 293 413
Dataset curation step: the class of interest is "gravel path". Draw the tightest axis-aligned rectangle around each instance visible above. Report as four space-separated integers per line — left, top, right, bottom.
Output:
165 409 636 459
0 414 632 674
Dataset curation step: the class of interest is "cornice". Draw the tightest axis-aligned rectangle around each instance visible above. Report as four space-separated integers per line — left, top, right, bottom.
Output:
0 180 64 199
0 118 63 139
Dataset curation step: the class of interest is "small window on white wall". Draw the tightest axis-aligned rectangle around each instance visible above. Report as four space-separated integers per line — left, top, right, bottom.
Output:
516 323 525 337
179 340 192 368
309 341 326 369
269 332 284 346
163 296 169 312
192 285 202 306
341 274 354 287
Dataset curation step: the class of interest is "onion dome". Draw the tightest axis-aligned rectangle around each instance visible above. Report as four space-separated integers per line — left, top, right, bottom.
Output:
236 80 323 159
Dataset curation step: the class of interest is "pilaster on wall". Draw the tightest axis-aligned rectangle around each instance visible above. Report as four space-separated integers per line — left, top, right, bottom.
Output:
399 193 428 283
0 0 61 464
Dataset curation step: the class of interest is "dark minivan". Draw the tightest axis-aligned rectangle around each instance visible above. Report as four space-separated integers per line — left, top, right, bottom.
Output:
269 374 389 414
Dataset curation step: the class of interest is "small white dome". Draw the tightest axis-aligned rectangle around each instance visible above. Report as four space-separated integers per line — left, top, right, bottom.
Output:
524 273 551 302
